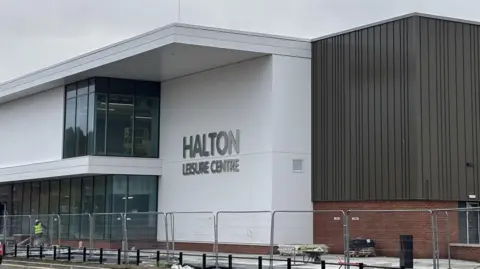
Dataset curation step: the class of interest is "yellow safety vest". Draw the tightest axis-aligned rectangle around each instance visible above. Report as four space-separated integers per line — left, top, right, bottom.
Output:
34 223 43 234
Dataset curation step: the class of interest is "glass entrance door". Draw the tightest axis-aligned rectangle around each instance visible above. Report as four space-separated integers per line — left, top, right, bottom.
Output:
467 202 480 244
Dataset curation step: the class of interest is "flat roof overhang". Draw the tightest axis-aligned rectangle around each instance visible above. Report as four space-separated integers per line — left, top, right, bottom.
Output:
0 23 311 104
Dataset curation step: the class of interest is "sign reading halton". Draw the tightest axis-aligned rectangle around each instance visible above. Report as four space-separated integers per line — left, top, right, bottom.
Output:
182 130 240 176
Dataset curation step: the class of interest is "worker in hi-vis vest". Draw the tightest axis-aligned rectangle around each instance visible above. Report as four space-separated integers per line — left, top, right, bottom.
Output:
33 220 47 246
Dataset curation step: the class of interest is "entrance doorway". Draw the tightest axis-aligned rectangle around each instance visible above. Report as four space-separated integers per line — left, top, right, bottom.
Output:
466 202 480 244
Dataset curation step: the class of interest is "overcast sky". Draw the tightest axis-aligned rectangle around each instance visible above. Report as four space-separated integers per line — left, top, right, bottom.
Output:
1 0 479 83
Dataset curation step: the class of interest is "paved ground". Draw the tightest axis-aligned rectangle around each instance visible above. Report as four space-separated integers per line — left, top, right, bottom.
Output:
4 248 480 269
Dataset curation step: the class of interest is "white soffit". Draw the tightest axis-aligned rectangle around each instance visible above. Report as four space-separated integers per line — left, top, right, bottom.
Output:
0 23 311 104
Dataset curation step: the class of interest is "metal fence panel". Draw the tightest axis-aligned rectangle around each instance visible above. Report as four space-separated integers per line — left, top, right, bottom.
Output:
167 211 215 255
346 209 436 269
269 210 346 267
124 212 168 252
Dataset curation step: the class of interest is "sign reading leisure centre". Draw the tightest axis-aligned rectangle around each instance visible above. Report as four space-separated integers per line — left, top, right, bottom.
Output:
182 130 240 176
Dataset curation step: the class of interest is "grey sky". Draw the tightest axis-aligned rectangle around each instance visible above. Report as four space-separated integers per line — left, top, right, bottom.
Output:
1 0 479 82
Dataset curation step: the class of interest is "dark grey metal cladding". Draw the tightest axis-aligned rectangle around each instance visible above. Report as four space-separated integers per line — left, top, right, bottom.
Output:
416 17 480 200
312 15 480 201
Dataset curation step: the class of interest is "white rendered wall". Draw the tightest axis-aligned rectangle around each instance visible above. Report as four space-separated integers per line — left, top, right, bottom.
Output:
158 56 274 245
0 87 64 168
270 55 313 245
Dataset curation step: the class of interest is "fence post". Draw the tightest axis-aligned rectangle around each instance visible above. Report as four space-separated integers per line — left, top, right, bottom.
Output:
68 246 71 262
26 245 29 259
14 244 17 257
117 248 122 265
122 213 128 265
321 260 326 269
156 250 160 265
83 247 87 262
40 245 43 259
430 211 437 269
228 255 233 269
179 252 183 265
202 253 207 269
99 248 104 264
136 249 140 266
287 258 291 269
344 211 351 265
258 256 263 269
269 211 276 269
53 245 57 260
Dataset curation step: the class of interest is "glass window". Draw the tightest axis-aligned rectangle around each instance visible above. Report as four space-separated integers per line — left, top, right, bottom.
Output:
12 184 23 235
127 176 158 239
93 176 106 239
81 177 93 238
59 179 70 239
30 182 40 217
64 77 160 158
110 175 127 240
75 95 88 156
22 183 31 234
77 80 88 96
63 98 76 158
134 96 159 157
39 181 49 215
66 84 76 99
69 178 82 238
87 93 96 154
95 94 107 155
106 95 134 156
49 180 59 214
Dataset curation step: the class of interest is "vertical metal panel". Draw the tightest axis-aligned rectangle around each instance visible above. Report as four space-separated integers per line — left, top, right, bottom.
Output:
312 15 480 201
311 17 416 201
415 17 480 201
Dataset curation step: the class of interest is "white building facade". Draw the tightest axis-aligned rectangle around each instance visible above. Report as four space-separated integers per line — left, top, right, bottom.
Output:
0 23 312 251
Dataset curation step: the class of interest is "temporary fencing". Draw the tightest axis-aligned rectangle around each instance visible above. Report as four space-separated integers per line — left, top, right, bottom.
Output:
345 209 437 268
268 210 347 268
167 211 215 255
432 206 480 269
214 210 272 266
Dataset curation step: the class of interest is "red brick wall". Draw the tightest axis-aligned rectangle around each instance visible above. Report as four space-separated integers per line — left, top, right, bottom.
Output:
313 201 458 259
451 244 480 262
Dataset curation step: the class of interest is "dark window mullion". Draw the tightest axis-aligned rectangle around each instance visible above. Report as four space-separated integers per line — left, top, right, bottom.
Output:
132 95 136 157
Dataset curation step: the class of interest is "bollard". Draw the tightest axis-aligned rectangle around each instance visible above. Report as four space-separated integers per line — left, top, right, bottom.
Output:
53 246 57 260
359 263 364 269
156 250 160 265
321 260 326 269
117 248 122 265
136 249 140 266
14 244 17 257
179 252 183 265
228 255 233 269
83 247 87 262
40 245 43 259
68 246 71 262
202 253 207 269
287 258 291 269
99 248 104 264
258 256 262 269
26 245 30 259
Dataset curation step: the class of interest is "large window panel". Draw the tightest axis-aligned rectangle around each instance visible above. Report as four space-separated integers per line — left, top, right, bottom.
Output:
63 98 77 158
106 95 134 156
81 177 93 238
12 184 23 235
64 77 160 158
93 176 106 239
59 179 70 239
87 93 96 154
39 181 49 215
95 94 107 155
75 94 89 156
30 182 40 217
127 176 158 239
49 180 60 214
110 175 127 240
134 96 159 157
69 178 82 239
21 183 31 234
